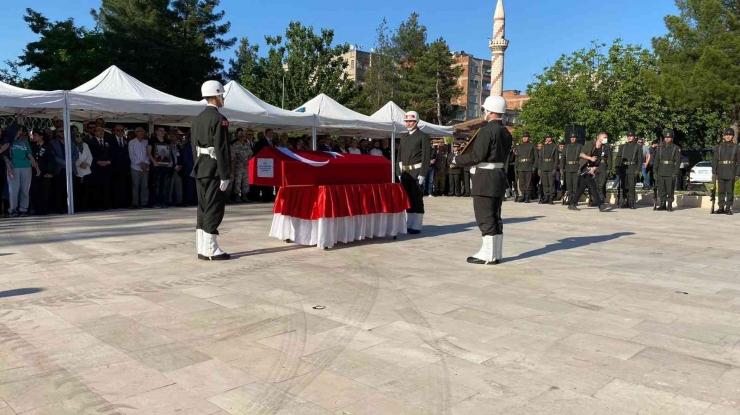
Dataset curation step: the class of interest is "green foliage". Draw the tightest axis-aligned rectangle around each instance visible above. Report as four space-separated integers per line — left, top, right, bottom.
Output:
92 0 236 99
652 0 740 128
362 19 399 113
227 37 259 85
14 8 110 90
405 38 462 124
0 61 28 87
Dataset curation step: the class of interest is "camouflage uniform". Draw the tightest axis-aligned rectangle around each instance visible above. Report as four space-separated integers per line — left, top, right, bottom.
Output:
232 141 253 200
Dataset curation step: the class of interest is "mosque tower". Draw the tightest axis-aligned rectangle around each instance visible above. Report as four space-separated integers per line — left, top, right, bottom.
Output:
489 0 509 97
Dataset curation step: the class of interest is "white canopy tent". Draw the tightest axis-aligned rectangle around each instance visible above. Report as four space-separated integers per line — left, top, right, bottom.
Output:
68 66 205 125
371 101 454 138
0 82 66 118
215 81 316 134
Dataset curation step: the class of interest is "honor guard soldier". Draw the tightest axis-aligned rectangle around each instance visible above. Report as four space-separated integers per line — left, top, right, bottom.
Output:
398 111 431 234
616 131 643 209
515 132 536 203
538 132 558 204
593 132 612 205
712 128 740 215
452 96 512 265
654 129 681 212
561 131 582 205
192 80 232 260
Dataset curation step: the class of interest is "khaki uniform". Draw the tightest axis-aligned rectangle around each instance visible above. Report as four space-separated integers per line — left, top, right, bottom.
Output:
232 141 253 199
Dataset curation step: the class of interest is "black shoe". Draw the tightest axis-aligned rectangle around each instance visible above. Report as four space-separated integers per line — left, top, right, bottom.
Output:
209 253 231 261
568 205 580 211
524 197 531 204
599 204 607 212
727 209 734 216
716 207 726 214
130 205 141 210
197 254 206 260
548 197 554 205
656 203 666 211
630 204 636 210
408 229 421 235
466 257 499 265
620 203 629 209
667 203 674 212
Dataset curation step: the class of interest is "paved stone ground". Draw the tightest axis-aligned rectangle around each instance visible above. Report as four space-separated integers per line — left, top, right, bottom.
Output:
0 197 739 415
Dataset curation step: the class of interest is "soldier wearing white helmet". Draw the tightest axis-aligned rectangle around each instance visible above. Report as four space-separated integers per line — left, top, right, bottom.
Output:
398 110 431 234
191 80 232 260
451 95 512 265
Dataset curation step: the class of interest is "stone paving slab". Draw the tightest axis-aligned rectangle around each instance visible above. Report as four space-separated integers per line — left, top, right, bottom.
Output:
0 198 739 414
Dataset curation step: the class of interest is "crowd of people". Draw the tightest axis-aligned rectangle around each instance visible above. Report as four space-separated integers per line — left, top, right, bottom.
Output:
0 118 399 217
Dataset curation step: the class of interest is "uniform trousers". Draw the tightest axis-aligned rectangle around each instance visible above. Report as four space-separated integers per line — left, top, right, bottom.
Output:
572 174 602 206
518 171 533 197
400 170 425 214
196 177 226 235
564 171 579 200
473 196 503 236
657 175 676 203
463 170 471 196
233 168 249 198
718 178 735 208
31 176 52 215
595 170 608 202
620 168 638 204
540 170 556 198
448 173 463 196
433 170 447 196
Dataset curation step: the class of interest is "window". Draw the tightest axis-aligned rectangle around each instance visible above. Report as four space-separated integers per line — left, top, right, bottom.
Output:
483 83 492 91
471 65 478 74
467 109 477 118
484 66 492 74
455 110 465 121
469 95 477 104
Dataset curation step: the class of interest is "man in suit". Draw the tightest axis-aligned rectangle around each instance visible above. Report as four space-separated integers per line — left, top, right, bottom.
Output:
451 96 512 265
111 124 131 209
88 126 114 210
251 128 275 202
192 80 232 260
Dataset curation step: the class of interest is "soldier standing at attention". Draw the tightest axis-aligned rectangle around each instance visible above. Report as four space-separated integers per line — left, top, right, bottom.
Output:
398 111 431 234
515 132 536 203
654 129 681 212
452 96 512 265
231 129 253 203
561 132 582 205
538 132 558 204
192 80 232 260
593 132 612 206
712 128 740 215
616 131 643 209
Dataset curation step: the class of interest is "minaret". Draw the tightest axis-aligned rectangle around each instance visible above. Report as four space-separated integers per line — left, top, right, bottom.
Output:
489 0 509 97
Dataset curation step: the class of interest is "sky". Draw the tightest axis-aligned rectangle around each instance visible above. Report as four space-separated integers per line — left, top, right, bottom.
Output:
1 0 680 92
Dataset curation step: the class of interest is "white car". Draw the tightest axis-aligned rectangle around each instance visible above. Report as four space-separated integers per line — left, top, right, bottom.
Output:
689 161 712 183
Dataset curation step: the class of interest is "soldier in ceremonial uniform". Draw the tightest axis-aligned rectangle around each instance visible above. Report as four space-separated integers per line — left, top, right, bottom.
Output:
398 111 431 234
712 128 740 215
452 95 512 265
561 132 582 205
615 131 643 209
538 132 558 204
594 132 612 205
515 132 536 203
654 129 681 212
192 80 232 260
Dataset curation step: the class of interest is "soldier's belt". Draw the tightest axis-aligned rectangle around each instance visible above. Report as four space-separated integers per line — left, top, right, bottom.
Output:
661 161 675 165
567 161 578 165
400 163 422 171
196 146 217 159
518 158 530 163
719 160 736 165
543 159 554 162
470 162 504 175
623 162 636 165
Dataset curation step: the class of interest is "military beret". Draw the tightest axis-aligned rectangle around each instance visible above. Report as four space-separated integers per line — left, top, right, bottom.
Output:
545 132 553 138
723 128 734 136
627 130 636 136
664 129 674 138
522 131 530 138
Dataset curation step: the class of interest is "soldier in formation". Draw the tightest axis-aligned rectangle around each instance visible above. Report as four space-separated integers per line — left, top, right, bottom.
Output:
561 132 582 205
514 132 536 203
712 128 740 215
653 129 681 212
616 131 643 209
537 133 558 204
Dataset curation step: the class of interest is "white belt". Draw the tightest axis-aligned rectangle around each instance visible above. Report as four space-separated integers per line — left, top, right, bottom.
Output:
196 146 216 159
399 162 423 171
470 162 504 175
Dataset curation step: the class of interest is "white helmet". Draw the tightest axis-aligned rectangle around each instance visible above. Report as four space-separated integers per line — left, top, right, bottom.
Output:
201 80 225 99
482 95 507 114
403 111 419 122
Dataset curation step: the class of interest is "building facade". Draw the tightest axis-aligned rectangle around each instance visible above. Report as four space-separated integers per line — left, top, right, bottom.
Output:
341 48 372 85
451 52 492 122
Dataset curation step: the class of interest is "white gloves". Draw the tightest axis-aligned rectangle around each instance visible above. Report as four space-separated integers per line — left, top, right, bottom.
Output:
417 176 425 186
219 180 230 192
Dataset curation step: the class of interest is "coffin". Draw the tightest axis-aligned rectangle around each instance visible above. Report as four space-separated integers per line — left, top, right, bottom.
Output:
249 147 390 187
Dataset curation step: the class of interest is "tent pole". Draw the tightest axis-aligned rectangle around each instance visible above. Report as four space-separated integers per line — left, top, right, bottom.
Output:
148 121 154 135
391 131 396 183
63 92 74 215
312 125 317 150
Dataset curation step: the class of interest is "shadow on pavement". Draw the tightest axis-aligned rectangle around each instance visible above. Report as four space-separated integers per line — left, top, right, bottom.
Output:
506 231 635 263
229 244 312 259
0 288 44 298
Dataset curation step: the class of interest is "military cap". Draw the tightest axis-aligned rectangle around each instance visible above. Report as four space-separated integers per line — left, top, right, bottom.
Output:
522 131 530 138
545 132 553 138
627 130 636 136
569 131 578 138
723 128 735 136
664 129 674 138
558 141 565 145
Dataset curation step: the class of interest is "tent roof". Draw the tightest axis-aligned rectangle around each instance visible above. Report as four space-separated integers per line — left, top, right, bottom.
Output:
216 81 315 131
67 65 204 124
296 94 394 138
0 81 66 117
371 101 454 137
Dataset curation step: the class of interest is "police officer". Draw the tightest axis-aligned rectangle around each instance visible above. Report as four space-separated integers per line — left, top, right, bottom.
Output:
561 132 582 205
515 132 536 203
452 95 512 265
538 132 558 204
398 111 431 234
712 128 740 215
593 132 612 206
654 129 681 212
616 131 643 209
192 80 232 260
232 129 253 203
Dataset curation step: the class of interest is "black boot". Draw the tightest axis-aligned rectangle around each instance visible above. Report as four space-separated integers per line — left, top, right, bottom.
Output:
568 205 580 211
656 202 666 211
548 196 554 205
629 202 636 210
727 207 734 216
667 202 674 212
598 203 607 212
524 194 531 203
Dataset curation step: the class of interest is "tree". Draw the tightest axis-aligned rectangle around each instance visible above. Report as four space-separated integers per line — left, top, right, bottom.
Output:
92 0 236 99
227 37 259 84
0 61 27 87
362 19 399 113
652 0 740 134
10 9 109 90
407 38 462 124
393 13 428 111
